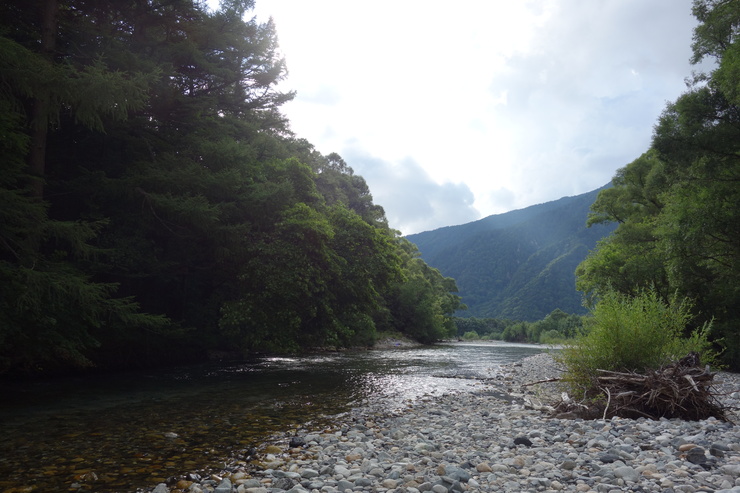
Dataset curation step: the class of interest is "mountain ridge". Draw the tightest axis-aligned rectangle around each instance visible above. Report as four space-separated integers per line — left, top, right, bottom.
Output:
406 185 616 320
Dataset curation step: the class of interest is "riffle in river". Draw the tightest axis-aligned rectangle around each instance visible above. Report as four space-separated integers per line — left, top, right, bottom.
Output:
0 342 547 492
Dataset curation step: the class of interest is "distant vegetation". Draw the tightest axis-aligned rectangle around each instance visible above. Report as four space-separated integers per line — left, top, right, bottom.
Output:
453 308 586 345
407 186 616 321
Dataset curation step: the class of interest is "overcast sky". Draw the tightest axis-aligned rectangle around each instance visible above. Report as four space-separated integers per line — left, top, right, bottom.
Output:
247 0 701 235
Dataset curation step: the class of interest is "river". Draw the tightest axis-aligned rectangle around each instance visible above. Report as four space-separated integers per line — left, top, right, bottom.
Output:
0 342 550 492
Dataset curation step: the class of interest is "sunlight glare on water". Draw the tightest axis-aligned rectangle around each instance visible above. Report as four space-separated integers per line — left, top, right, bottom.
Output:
0 342 548 492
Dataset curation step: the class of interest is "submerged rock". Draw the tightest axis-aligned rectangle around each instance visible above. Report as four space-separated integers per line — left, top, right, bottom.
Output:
145 354 740 493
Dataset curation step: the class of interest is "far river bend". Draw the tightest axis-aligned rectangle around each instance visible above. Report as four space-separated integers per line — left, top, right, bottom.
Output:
0 342 551 492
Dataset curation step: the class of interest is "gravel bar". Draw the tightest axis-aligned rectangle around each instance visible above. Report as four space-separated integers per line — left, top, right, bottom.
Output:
146 353 740 493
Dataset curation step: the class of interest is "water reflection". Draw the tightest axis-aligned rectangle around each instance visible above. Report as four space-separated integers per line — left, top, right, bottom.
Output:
0 342 548 492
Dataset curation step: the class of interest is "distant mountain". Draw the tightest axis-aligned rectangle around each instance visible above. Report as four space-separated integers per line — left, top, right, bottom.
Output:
406 185 616 321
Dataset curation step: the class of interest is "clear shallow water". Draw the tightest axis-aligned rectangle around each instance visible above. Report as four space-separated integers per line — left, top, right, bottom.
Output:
0 342 547 492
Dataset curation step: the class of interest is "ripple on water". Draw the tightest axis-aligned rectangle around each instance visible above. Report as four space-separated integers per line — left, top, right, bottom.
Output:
0 342 547 492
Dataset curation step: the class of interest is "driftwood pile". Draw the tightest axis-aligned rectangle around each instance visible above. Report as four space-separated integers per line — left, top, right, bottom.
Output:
552 352 731 422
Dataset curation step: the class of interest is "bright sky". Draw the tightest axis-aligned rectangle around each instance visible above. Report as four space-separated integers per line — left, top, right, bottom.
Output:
242 0 700 235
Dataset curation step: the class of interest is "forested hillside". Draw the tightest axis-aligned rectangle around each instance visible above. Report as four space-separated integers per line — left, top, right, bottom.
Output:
407 187 616 320
0 0 463 375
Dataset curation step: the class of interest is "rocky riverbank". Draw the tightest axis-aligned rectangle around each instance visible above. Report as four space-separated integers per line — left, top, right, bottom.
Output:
146 353 740 493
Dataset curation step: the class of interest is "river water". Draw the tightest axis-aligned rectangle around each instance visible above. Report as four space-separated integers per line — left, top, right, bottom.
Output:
0 342 548 492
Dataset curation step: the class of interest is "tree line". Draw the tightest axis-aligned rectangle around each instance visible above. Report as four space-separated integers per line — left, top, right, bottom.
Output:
0 0 463 375
454 308 585 344
576 0 739 369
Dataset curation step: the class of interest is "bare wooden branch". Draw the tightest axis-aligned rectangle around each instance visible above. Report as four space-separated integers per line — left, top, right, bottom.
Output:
684 374 699 392
521 377 561 387
602 387 611 420
551 354 730 422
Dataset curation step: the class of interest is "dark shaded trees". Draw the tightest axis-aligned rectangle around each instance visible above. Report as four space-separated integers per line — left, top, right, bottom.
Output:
0 0 164 372
0 0 462 374
218 159 403 353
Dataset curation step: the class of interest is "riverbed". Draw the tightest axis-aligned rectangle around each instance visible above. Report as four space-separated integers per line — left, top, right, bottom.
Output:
0 342 549 492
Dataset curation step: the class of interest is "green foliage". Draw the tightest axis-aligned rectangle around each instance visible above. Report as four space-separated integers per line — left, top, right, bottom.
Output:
501 322 529 343
0 73 169 373
453 309 585 344
462 331 480 340
0 32 153 133
557 288 720 393
576 151 670 304
385 239 465 344
690 0 740 66
407 186 616 320
0 0 472 374
577 1 740 368
530 308 585 342
453 316 511 338
219 180 403 353
539 330 565 345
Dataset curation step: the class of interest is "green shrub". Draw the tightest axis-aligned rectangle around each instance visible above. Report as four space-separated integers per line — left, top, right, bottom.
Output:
557 288 721 393
539 329 564 345
502 322 529 342
462 330 480 340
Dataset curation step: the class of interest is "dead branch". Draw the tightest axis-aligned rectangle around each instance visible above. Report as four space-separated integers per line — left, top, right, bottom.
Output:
551 353 731 422
521 377 561 387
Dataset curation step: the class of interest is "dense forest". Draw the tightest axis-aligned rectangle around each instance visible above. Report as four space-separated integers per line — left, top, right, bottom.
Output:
0 0 464 375
407 186 616 320
576 0 740 369
2 0 737 374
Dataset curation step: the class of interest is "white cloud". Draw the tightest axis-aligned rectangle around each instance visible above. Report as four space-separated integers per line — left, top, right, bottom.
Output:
342 147 480 234
245 0 700 234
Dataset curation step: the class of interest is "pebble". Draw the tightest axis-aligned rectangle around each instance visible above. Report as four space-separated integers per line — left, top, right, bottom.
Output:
144 353 740 493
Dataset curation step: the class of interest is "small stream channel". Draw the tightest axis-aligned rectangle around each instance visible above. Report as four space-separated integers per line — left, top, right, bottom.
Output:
0 342 549 492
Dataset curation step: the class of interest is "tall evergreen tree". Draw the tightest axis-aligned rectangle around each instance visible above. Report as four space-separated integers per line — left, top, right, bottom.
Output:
0 1 466 373
0 0 164 372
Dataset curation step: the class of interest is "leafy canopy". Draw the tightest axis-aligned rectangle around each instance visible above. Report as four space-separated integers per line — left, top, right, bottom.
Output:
576 0 740 368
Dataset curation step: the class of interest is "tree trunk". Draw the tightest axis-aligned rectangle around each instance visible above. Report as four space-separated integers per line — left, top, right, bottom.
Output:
28 0 58 199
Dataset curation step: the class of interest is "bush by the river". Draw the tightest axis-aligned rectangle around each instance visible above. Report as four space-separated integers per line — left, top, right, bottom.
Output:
556 288 722 396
